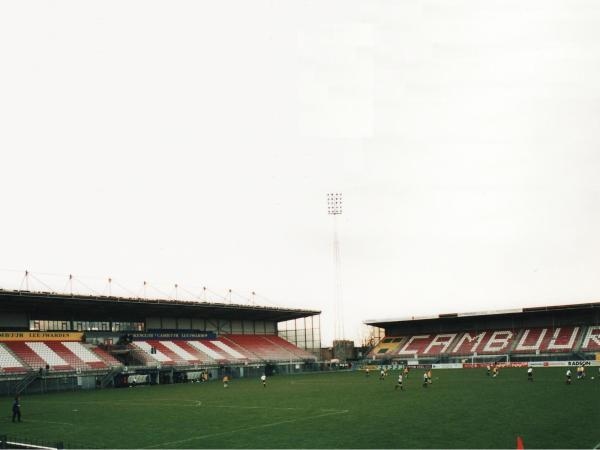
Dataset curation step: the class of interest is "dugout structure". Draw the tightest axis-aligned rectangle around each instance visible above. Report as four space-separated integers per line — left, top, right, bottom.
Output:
0 289 321 395
365 302 600 364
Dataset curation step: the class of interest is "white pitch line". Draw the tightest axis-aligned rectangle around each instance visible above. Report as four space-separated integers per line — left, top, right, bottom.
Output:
27 398 336 413
146 409 349 449
593 441 600 450
211 405 304 411
6 441 57 450
24 419 75 426
27 399 201 408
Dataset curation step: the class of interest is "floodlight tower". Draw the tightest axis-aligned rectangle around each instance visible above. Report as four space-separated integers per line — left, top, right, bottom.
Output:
327 193 345 341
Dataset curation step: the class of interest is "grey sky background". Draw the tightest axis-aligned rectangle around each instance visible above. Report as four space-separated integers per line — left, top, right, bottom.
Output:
1 0 600 345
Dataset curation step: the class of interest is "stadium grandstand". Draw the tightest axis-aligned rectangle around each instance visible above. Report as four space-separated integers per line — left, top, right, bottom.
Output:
364 302 600 365
0 288 320 395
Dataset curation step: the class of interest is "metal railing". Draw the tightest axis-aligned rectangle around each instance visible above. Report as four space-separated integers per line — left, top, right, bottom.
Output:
14 372 38 395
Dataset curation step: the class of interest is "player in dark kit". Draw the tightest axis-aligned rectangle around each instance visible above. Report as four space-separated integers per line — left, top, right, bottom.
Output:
12 396 21 423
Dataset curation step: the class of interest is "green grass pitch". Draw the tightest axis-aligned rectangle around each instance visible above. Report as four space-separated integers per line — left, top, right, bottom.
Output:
1 368 598 448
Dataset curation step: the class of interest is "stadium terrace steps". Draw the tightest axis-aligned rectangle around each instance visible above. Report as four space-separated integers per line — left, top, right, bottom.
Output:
129 339 255 366
580 325 600 351
451 330 517 355
1 341 119 373
145 340 191 365
4 341 71 371
549 327 583 352
129 345 161 366
89 345 123 367
187 340 226 361
174 340 216 364
26 342 70 368
367 337 405 359
370 326 595 358
263 335 317 360
223 335 298 361
509 329 525 354
1 336 315 371
0 343 27 373
192 338 248 362
62 341 108 369
144 339 240 365
126 335 311 366
219 337 262 362
160 340 202 364
511 328 544 354
44 341 104 371
572 326 587 352
190 338 250 362
211 339 247 359
512 327 582 354
131 341 174 365
395 333 461 356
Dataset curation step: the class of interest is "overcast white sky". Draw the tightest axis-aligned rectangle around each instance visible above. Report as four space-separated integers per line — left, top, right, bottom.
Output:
1 0 600 345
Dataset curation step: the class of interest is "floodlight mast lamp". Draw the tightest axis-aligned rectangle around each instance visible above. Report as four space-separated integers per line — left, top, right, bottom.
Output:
327 193 344 342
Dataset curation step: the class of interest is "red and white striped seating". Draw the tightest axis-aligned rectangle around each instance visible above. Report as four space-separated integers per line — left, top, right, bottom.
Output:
46 341 109 370
4 341 72 371
2 341 115 372
581 325 600 352
173 340 216 364
372 327 588 358
512 327 581 353
128 335 312 366
223 335 297 361
263 335 316 360
0 343 27 373
90 346 123 367
131 341 175 365
394 334 458 356
450 330 517 355
130 339 248 366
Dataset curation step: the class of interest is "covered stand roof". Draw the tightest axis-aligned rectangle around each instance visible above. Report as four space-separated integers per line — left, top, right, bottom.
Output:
365 302 600 330
0 289 319 323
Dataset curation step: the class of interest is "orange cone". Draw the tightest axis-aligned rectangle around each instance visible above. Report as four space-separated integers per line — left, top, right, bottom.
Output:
517 436 524 449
